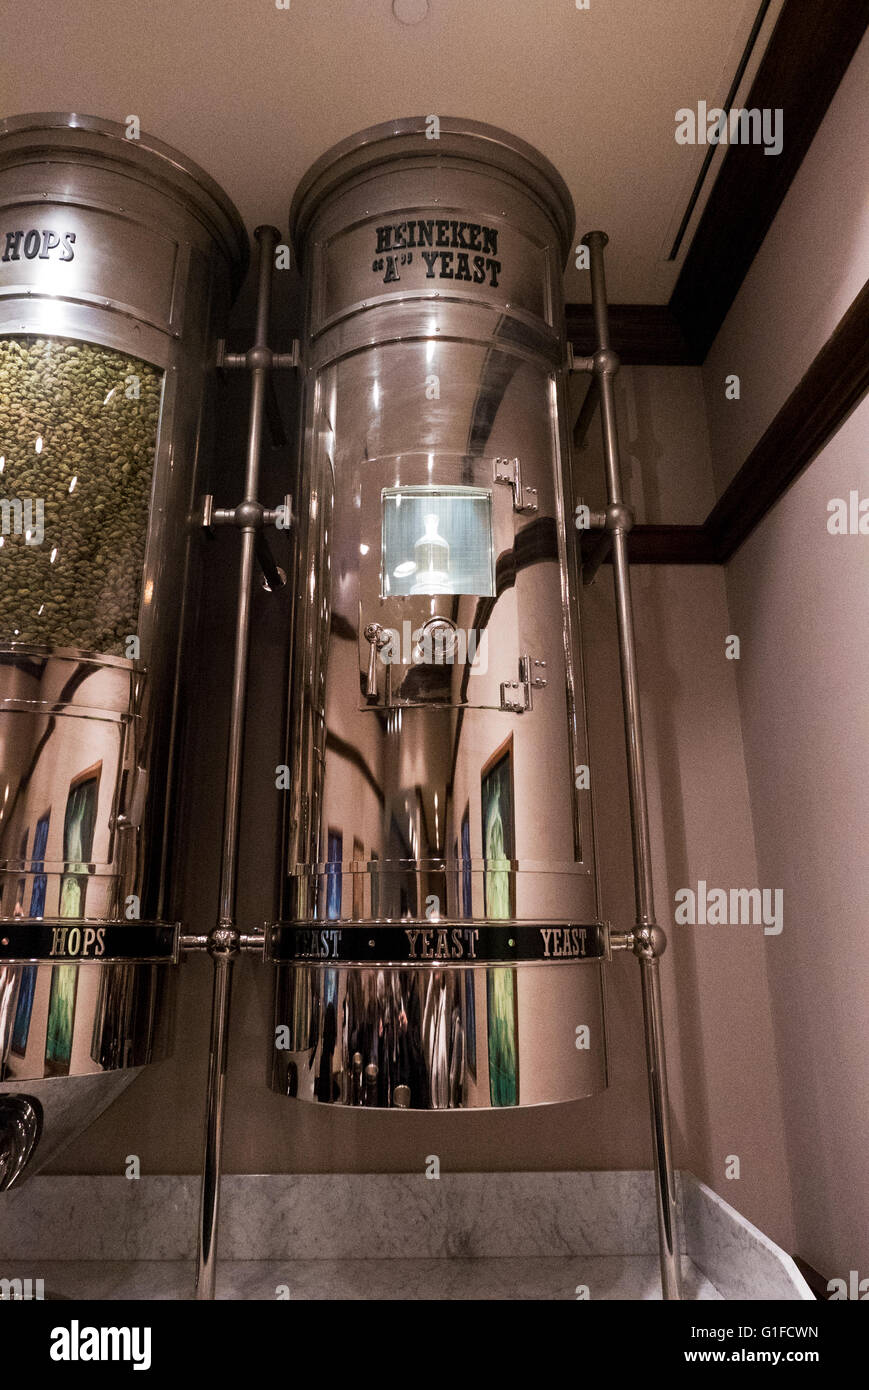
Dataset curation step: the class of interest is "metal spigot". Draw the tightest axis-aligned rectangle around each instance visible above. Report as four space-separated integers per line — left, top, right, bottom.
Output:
364 622 389 698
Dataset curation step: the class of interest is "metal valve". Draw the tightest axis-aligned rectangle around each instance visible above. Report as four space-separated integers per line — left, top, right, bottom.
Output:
364 622 390 699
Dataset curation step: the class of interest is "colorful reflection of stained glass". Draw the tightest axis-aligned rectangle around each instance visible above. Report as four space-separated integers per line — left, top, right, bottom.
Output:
481 742 514 919
11 965 37 1056
481 738 518 1105
45 965 77 1075
45 772 99 1073
59 772 99 921
326 827 343 920
486 969 518 1107
29 812 50 918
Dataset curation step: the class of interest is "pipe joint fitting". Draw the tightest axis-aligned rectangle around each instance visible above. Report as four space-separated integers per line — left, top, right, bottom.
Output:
580 230 609 251
593 346 620 377
234 499 265 529
207 924 242 959
605 501 634 533
245 344 273 371
632 923 667 960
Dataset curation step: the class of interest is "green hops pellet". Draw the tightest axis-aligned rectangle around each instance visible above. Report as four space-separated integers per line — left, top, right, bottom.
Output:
0 336 162 655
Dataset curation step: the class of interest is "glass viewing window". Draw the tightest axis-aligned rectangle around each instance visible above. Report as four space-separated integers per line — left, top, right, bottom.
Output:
381 486 495 597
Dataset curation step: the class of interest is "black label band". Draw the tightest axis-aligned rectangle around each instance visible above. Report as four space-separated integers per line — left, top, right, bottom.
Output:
0 921 179 963
267 923 605 965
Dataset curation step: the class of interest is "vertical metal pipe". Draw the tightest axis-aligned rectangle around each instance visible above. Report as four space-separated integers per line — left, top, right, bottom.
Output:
582 230 682 1301
195 225 279 1301
195 952 233 1297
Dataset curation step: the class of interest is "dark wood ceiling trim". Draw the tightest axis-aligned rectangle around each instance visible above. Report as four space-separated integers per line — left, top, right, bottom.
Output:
705 277 869 562
581 524 714 578
628 525 714 564
668 0 869 360
566 303 699 366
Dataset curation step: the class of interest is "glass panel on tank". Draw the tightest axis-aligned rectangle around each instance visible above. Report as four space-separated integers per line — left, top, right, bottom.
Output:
381 485 495 596
0 335 162 653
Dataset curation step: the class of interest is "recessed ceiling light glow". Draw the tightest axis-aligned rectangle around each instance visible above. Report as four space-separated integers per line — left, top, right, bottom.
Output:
392 0 429 24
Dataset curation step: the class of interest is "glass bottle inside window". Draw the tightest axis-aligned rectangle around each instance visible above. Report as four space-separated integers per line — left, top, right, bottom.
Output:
411 512 451 593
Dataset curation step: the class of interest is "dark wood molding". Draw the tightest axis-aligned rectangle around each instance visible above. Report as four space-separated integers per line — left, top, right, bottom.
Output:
582 524 714 576
626 525 714 564
705 278 869 561
565 304 699 366
586 279 869 566
669 0 869 360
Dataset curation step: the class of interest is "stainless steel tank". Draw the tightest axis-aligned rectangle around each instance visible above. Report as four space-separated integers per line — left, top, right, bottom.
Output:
271 117 607 1108
0 113 247 1183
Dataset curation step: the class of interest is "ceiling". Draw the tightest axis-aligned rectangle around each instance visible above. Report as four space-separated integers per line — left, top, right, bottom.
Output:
2 0 784 302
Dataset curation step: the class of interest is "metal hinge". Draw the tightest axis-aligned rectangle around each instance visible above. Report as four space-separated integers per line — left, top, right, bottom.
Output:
493 457 538 514
500 654 547 712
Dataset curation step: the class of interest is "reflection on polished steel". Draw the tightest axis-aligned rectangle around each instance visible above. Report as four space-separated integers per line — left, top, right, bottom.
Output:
275 118 605 1109
0 1094 41 1189
0 114 246 1182
274 962 606 1109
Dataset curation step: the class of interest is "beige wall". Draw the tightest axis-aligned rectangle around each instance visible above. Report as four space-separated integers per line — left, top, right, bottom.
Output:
698 29 869 1279
570 364 717 526
703 31 869 495
576 370 793 1250
726 397 869 1279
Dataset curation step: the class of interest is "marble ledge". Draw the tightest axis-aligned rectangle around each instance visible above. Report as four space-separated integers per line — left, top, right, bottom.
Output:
0 1169 814 1301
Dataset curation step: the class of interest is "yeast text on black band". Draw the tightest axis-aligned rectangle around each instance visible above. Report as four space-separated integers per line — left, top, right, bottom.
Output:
267 922 606 965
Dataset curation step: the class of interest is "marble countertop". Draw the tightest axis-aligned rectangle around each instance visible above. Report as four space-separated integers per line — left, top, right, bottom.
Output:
0 1170 813 1301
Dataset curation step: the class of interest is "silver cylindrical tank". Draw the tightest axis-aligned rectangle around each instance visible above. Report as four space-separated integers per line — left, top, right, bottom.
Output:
0 114 247 1183
271 118 606 1110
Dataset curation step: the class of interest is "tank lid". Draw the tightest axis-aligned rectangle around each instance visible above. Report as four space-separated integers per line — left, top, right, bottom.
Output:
289 116 576 268
0 112 249 293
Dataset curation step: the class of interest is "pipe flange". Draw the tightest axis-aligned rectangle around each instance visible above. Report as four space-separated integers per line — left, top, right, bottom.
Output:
632 923 668 960
605 501 635 533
